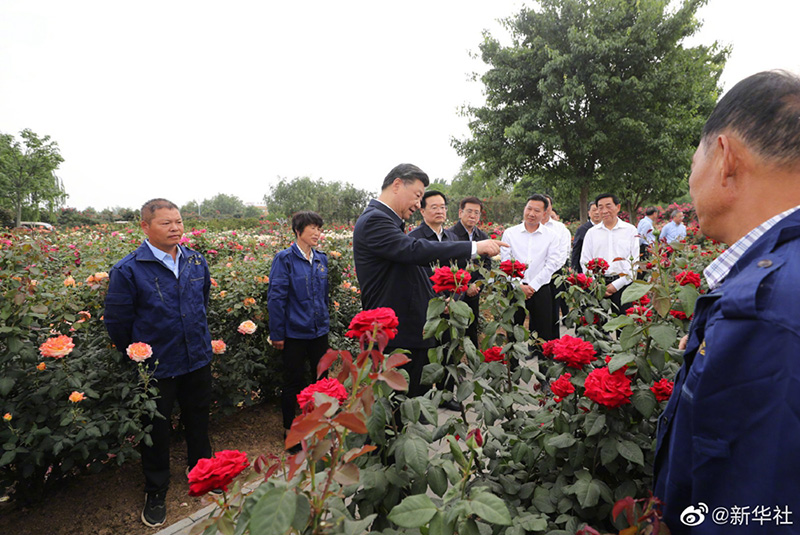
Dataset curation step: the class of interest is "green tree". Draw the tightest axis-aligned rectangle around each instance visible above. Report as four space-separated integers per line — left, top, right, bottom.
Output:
0 129 66 227
453 0 728 221
201 193 246 218
264 177 371 223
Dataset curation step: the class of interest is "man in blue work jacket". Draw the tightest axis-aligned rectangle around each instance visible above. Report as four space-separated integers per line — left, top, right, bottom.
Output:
104 198 214 528
653 71 800 534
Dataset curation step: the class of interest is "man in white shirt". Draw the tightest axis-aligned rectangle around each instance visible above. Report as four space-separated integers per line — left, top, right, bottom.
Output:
542 194 572 338
580 193 640 311
637 207 657 257
501 194 563 354
659 210 687 244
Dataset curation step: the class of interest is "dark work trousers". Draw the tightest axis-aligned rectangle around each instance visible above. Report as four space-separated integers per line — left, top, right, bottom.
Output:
281 334 329 430
142 364 212 494
388 346 430 398
463 293 481 349
513 283 554 357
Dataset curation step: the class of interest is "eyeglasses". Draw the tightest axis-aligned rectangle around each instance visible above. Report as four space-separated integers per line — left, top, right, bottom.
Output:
426 205 447 212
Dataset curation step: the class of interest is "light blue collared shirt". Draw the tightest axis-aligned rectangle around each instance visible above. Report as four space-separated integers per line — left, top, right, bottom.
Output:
144 240 182 278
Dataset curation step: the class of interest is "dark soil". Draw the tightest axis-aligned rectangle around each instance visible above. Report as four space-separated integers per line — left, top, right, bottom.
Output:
0 402 286 535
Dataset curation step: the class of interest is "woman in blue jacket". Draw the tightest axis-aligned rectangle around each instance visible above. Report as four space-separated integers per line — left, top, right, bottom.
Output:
268 211 330 438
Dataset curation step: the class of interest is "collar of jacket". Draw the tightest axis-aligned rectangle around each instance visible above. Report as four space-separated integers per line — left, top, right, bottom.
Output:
369 199 405 231
290 242 321 262
132 241 196 269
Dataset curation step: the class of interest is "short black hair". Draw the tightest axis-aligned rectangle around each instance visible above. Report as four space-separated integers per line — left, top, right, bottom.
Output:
645 207 657 216
141 198 179 223
459 196 483 210
702 70 800 168
381 163 430 190
291 211 324 237
526 193 549 209
421 190 447 209
595 193 620 205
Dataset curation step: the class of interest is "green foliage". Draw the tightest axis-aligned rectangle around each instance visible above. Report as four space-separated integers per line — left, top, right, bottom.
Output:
0 129 66 227
264 177 372 222
453 0 729 220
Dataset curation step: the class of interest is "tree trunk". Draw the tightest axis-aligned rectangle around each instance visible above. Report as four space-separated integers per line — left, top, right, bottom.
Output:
579 185 589 222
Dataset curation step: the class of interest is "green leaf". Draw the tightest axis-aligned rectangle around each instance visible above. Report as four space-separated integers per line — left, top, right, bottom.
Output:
564 478 601 508
429 512 453 535
247 488 298 535
0 450 15 466
468 491 512 525
620 282 652 305
456 380 474 402
388 494 438 528
631 389 657 418
678 284 700 316
427 298 447 320
403 436 429 475
291 493 311 531
649 323 678 350
617 440 644 466
600 438 619 466
447 435 468 469
586 413 606 437
602 315 634 332
344 514 376 535
428 465 448 497
532 486 556 513
607 353 635 373
422 363 445 385
546 433 577 449
0 377 14 397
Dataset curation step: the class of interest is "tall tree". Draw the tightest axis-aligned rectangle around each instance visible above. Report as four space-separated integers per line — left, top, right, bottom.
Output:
264 177 371 223
0 129 66 226
453 0 728 221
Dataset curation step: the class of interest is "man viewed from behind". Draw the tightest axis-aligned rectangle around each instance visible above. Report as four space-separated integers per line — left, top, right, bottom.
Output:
352 164 507 397
448 197 491 349
653 70 800 534
501 194 562 357
104 199 214 528
542 194 571 339
580 193 640 311
637 207 658 257
659 210 687 244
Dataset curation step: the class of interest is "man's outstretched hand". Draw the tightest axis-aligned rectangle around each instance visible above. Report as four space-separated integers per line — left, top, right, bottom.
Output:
476 239 510 257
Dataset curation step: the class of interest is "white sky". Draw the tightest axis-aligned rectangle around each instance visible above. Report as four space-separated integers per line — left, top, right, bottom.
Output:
1 0 799 211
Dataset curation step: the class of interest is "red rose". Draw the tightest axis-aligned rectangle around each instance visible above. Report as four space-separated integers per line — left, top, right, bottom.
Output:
547 335 597 369
584 366 633 409
297 377 349 411
586 258 609 275
466 428 484 447
345 307 399 340
579 315 600 326
566 273 593 289
188 450 249 496
430 266 471 294
635 295 651 306
650 378 674 402
542 339 556 357
482 346 506 364
625 305 653 323
675 270 702 288
499 260 528 278
669 310 690 320
551 373 575 402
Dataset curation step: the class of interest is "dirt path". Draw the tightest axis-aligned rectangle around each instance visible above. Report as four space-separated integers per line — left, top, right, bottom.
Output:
0 402 286 535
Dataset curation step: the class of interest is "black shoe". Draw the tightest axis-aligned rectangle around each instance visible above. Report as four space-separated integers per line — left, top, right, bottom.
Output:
440 399 462 412
141 491 167 527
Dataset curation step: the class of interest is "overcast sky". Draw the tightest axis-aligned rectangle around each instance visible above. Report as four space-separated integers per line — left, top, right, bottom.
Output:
2 0 799 211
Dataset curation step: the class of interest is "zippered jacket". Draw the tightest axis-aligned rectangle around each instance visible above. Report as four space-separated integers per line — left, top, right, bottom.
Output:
104 242 213 378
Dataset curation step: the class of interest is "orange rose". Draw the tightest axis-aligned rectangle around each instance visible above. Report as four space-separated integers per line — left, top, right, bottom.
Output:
237 320 257 335
68 391 85 403
243 297 256 307
3 413 11 422
211 340 226 355
39 335 75 358
63 276 76 287
37 362 46 371
75 311 91 323
218 291 228 298
126 342 153 363
210 277 218 287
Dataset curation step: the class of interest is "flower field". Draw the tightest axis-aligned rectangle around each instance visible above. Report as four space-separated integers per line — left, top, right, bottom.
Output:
0 221 362 501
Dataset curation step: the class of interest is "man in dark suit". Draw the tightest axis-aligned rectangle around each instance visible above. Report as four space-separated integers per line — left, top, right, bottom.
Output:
570 201 600 273
448 196 491 349
353 164 506 397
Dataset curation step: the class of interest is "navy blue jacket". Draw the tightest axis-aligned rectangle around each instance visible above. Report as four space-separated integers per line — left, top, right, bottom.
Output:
653 209 800 534
353 200 472 349
570 219 593 273
104 242 213 379
267 243 329 341
408 221 458 279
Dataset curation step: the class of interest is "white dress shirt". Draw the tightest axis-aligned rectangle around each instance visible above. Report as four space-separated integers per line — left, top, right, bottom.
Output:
543 218 571 267
580 218 640 291
500 222 562 291
145 239 182 278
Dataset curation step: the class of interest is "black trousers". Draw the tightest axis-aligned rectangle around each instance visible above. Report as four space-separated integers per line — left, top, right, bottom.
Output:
281 334 329 430
142 364 212 494
513 283 555 352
